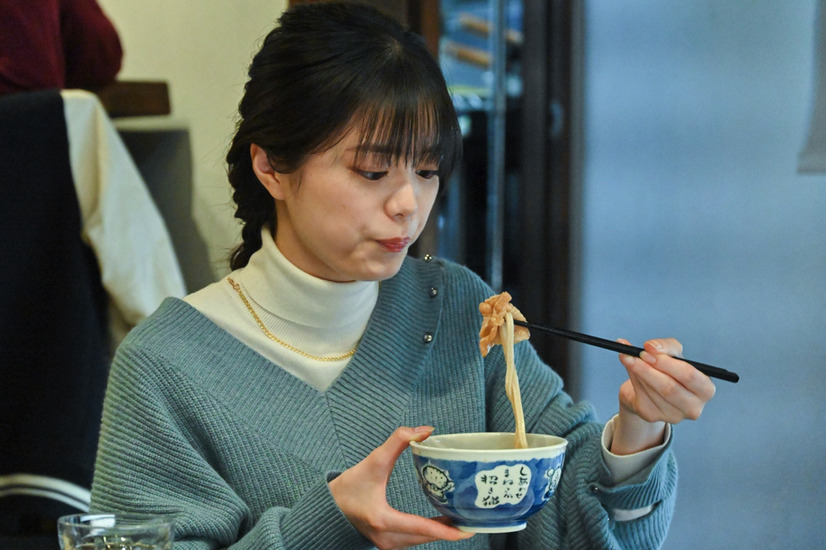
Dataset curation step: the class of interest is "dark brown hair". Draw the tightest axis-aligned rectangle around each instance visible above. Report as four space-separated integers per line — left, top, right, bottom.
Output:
226 1 462 269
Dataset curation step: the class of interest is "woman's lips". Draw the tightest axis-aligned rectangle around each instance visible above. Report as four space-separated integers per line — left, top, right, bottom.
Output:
378 237 411 253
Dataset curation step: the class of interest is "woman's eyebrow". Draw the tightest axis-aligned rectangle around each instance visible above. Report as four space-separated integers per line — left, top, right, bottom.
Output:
348 144 441 157
347 144 394 155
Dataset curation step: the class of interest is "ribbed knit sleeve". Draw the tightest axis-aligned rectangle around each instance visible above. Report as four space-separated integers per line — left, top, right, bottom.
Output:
436 260 677 549
91 301 373 550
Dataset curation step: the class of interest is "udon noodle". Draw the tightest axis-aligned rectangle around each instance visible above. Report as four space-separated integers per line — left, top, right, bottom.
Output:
479 293 530 449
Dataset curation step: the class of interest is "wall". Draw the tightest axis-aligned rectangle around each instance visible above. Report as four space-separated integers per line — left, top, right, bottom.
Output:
97 0 287 279
579 1 826 548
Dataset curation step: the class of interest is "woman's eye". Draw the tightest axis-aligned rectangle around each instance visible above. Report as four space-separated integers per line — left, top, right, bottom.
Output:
417 169 439 180
358 170 387 181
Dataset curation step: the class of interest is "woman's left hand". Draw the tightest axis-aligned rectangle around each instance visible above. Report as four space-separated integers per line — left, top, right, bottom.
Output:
611 337 717 455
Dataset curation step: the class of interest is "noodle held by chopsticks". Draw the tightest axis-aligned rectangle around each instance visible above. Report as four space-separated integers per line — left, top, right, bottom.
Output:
501 312 528 448
479 292 531 449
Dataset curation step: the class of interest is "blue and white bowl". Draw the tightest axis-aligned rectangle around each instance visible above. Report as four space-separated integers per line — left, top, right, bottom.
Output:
410 432 567 533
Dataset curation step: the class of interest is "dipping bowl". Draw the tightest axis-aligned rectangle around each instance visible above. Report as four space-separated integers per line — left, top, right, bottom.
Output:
410 432 567 533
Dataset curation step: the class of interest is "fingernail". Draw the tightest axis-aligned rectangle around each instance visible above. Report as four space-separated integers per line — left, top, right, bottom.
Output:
619 353 634 366
649 341 664 351
414 426 434 434
640 351 657 364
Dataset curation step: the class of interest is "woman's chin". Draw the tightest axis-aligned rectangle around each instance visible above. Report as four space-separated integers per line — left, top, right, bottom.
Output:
362 256 406 281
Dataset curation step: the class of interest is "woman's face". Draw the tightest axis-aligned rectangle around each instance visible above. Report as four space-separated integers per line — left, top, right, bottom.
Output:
252 129 440 282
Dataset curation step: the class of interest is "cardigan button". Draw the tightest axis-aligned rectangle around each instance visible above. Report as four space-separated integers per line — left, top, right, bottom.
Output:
423 254 433 262
423 333 433 343
429 287 438 297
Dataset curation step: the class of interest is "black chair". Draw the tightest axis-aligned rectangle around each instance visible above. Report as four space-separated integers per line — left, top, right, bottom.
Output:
0 90 110 549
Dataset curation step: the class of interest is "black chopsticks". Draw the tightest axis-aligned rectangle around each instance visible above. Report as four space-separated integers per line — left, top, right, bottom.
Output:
512 320 739 383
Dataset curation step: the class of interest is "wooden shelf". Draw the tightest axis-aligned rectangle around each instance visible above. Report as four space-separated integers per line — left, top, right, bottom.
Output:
95 80 170 118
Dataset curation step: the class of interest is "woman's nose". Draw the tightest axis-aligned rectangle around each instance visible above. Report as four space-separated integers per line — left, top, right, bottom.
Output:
388 171 418 220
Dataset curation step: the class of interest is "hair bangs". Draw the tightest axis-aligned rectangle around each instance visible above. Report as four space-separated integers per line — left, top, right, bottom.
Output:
350 79 461 182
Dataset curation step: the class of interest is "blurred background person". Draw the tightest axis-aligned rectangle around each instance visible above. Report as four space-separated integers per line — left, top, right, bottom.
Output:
0 0 122 95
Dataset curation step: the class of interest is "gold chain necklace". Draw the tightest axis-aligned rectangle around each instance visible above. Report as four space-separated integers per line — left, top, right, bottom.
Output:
227 277 357 362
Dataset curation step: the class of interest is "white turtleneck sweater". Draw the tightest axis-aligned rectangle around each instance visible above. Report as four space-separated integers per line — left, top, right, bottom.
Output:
184 228 378 392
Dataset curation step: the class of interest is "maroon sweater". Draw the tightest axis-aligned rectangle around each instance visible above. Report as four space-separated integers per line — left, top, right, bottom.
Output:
0 0 122 95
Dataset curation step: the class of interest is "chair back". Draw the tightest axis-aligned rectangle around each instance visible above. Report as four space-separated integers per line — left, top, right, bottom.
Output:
0 89 109 539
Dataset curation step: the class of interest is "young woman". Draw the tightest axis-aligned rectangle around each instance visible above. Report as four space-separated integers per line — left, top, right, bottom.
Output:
90 3 716 549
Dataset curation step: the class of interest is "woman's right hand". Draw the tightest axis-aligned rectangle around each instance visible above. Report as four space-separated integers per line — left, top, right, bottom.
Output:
328 426 474 549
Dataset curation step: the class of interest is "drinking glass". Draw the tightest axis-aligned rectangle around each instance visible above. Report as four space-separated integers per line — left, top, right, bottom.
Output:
57 513 174 550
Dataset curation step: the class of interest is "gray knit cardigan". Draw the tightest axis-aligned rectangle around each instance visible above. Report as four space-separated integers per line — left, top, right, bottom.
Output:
90 256 677 549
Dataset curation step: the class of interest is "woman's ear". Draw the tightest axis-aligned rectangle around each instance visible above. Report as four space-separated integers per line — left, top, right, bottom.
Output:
250 144 288 199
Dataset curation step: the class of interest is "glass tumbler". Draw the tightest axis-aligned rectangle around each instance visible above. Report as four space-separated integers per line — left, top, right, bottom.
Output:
57 513 174 550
